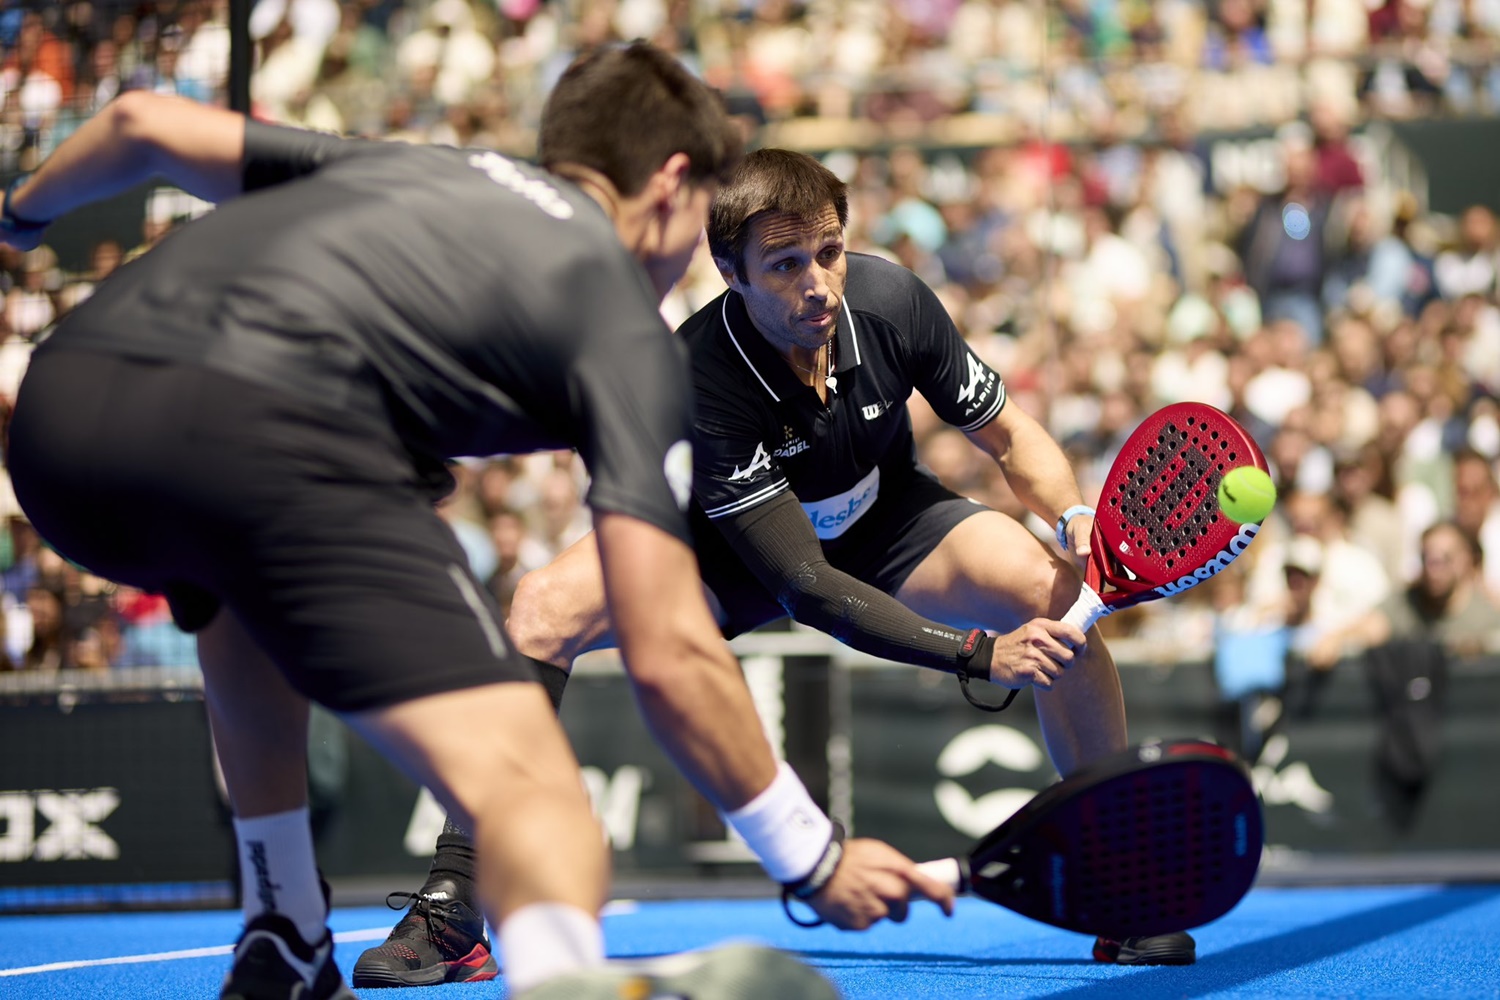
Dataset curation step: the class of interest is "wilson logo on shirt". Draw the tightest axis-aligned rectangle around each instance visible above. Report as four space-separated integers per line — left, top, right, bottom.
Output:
861 400 893 421
729 442 773 481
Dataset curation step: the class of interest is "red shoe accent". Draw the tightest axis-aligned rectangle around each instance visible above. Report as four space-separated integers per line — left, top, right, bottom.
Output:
451 943 498 981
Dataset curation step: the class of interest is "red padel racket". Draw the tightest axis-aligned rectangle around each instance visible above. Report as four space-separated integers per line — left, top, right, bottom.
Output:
1061 402 1269 634
916 739 1263 938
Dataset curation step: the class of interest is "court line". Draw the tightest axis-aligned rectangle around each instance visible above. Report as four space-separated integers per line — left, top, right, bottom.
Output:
0 901 639 978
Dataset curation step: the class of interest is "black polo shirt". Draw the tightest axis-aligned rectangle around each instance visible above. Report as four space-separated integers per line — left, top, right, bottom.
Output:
43 121 694 542
682 252 1006 541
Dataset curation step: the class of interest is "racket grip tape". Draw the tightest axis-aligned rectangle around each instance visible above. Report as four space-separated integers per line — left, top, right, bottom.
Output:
914 857 969 894
1061 582 1107 634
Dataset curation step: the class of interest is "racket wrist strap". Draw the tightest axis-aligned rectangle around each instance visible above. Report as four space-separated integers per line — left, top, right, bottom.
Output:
779 821 846 928
954 628 993 681
723 761 834 884
1054 504 1095 551
955 629 1018 712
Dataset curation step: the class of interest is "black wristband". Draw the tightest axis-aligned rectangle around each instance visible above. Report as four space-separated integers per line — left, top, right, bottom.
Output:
955 628 993 681
1 175 48 234
953 628 1019 713
780 821 845 928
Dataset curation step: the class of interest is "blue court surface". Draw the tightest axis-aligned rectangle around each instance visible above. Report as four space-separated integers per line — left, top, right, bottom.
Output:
3 885 1498 999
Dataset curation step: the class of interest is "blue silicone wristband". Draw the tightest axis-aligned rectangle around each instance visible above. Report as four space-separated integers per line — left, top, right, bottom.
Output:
1055 505 1095 550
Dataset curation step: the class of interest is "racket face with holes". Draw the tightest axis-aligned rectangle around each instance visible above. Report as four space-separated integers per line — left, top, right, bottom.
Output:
963 740 1262 938
1090 403 1268 610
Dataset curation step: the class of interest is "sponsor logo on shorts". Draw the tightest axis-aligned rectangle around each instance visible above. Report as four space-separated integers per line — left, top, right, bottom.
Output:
800 466 880 540
1152 522 1260 598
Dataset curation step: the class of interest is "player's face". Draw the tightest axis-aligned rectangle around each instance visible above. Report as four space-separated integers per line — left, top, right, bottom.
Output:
728 206 847 353
644 182 715 301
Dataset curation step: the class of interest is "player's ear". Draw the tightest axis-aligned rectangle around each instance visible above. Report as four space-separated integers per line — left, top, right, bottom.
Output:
713 255 742 292
649 152 692 213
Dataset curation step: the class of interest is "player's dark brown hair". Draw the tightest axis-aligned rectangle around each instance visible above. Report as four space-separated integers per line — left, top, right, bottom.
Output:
707 148 849 281
539 42 741 197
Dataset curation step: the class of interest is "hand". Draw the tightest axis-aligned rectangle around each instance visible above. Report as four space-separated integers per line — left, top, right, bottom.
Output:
1305 634 1343 671
804 838 955 929
1062 512 1093 569
986 619 1084 689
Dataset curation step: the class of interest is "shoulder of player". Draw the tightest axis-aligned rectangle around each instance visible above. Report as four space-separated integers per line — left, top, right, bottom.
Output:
844 252 930 312
843 252 937 337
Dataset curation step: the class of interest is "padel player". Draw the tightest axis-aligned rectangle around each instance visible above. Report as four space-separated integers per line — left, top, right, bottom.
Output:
2 55 950 1000
367 148 1193 984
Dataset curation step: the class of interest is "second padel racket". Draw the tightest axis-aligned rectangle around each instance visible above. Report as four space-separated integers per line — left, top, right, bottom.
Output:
916 739 1263 938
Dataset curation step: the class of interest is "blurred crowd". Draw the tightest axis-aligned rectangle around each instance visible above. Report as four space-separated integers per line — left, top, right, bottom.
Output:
0 0 1498 674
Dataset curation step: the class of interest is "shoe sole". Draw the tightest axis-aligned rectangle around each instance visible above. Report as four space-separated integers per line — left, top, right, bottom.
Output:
521 944 839 999
351 943 499 988
1108 939 1197 966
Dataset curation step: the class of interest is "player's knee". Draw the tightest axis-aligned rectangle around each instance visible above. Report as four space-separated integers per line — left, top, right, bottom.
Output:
508 566 597 662
1029 558 1082 619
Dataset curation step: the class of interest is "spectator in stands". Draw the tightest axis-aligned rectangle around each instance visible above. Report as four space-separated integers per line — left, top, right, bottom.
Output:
1452 448 1500 599
486 507 551 616
1434 205 1499 300
1239 139 1331 343
1307 521 1498 666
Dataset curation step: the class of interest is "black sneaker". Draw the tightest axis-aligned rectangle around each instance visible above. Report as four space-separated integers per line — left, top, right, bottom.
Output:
515 943 841 999
1093 931 1197 965
220 911 355 1000
351 879 498 988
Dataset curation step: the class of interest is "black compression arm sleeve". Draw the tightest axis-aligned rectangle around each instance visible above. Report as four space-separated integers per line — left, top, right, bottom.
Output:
714 491 992 676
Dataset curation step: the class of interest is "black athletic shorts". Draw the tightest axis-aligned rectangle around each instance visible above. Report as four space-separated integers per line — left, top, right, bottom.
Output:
7 349 536 711
690 472 987 637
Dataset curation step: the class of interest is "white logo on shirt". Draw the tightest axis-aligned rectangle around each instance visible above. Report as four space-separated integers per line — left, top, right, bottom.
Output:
663 440 693 510
729 442 773 481
467 152 574 220
861 400 892 421
801 466 881 540
957 353 990 405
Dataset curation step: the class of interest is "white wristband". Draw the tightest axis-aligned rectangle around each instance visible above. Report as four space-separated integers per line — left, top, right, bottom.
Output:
723 762 834 883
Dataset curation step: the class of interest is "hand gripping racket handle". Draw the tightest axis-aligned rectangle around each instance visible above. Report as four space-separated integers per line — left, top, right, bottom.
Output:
1061 582 1108 635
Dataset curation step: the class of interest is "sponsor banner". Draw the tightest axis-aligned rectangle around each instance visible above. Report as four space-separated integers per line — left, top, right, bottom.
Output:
0 699 233 887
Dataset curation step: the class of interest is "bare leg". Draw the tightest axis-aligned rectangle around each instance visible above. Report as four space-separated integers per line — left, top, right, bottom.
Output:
895 511 1128 776
344 683 607 924
198 611 310 817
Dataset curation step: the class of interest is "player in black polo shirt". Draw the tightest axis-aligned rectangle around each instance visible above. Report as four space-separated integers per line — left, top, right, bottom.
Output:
1 56 942 1000
382 147 1194 975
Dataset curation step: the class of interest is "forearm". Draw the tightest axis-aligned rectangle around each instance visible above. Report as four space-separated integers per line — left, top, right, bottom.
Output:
9 93 246 225
970 410 1084 524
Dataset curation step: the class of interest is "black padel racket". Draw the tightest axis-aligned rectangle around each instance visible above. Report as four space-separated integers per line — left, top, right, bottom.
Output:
916 739 1262 938
1061 402 1270 633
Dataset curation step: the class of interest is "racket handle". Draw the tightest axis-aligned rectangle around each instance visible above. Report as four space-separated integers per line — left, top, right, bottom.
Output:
1061 582 1107 634
915 857 968 894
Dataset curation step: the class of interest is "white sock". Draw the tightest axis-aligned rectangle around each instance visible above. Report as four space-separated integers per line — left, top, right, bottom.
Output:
233 807 327 945
498 903 605 993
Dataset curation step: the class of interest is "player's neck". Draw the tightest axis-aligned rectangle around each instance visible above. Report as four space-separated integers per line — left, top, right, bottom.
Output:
560 165 676 301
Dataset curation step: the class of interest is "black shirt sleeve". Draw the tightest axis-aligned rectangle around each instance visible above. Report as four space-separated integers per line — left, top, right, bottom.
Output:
715 489 975 672
899 270 1007 432
570 324 696 545
241 120 376 193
